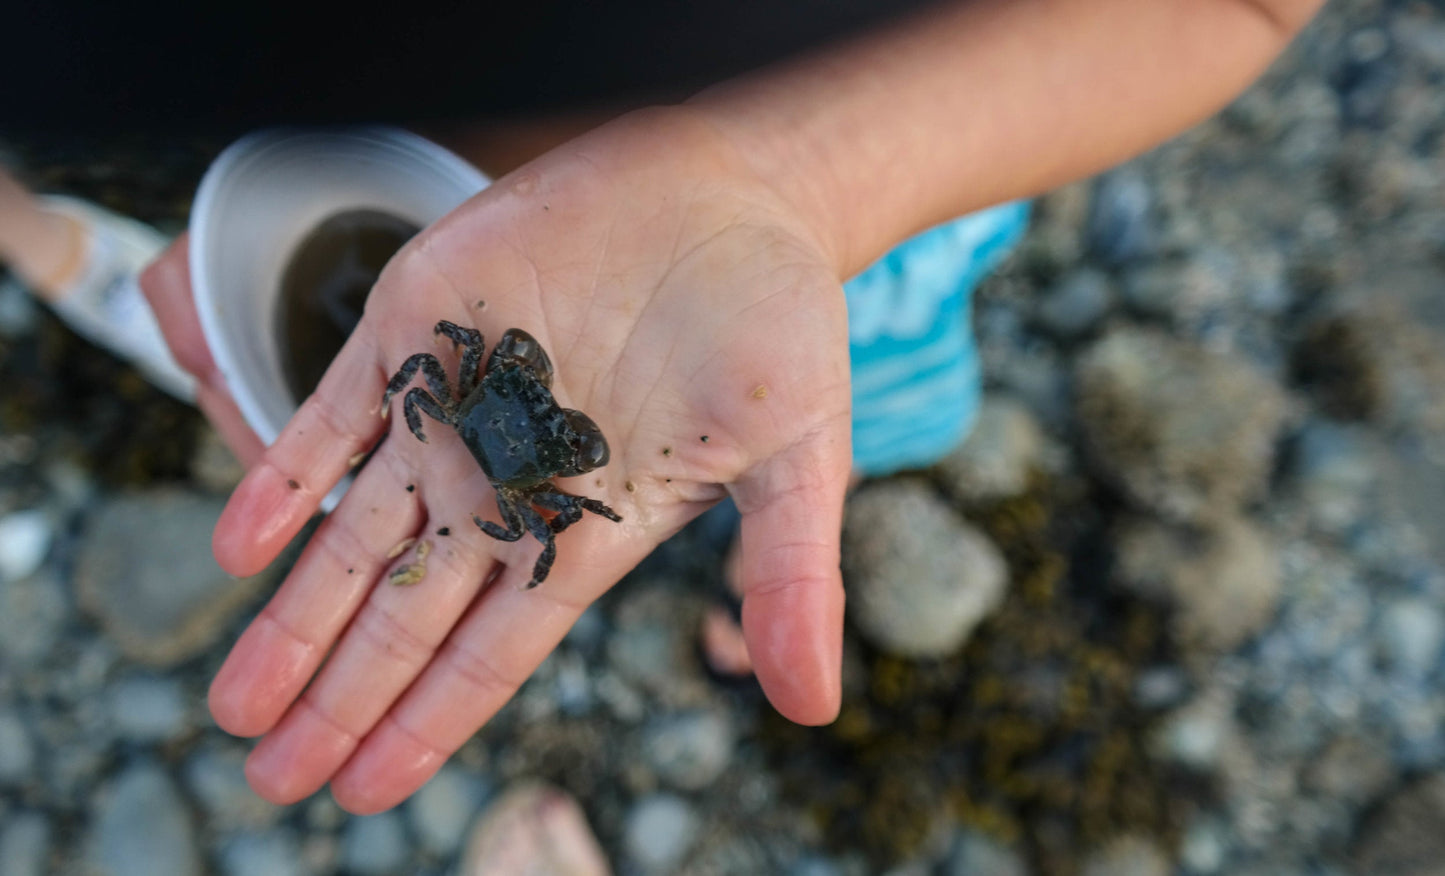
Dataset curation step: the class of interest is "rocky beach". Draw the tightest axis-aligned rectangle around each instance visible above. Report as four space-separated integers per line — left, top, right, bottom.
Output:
3 1 1445 873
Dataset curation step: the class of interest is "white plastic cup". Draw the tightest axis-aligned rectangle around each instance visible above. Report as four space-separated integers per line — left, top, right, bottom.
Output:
190 127 490 509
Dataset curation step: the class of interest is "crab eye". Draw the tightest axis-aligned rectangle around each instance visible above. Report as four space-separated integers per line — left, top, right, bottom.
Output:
564 409 610 471
493 328 553 388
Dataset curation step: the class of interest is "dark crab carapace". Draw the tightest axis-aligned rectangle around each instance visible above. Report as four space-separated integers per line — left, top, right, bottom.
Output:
381 321 621 587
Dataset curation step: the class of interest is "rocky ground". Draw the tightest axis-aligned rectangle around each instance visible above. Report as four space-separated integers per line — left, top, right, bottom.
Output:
4 0 1445 873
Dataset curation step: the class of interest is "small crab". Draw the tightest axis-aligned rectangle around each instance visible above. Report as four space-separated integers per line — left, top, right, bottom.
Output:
382 321 622 588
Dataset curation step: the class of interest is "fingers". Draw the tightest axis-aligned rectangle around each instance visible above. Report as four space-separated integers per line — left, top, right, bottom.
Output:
212 329 390 577
138 234 265 466
326 572 593 813
731 425 852 725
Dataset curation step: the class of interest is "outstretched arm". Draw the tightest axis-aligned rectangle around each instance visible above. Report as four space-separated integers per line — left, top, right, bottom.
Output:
151 0 1324 814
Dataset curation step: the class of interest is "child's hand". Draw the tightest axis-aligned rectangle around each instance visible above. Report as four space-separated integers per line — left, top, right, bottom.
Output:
196 109 852 813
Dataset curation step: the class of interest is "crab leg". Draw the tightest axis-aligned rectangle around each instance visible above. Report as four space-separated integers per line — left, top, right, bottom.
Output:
401 389 453 443
382 353 454 414
433 321 486 399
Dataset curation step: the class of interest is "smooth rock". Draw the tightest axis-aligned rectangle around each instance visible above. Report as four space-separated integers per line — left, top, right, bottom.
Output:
75 489 276 667
1076 328 1288 522
406 765 489 857
0 571 67 666
1088 169 1155 264
0 810 50 876
643 709 736 791
1376 597 1445 675
1352 774 1445 876
0 709 36 786
1152 687 1237 771
625 793 700 874
0 510 50 582
606 583 712 710
341 812 409 876
945 828 1028 876
184 743 282 831
107 674 190 743
843 481 1008 658
219 830 306 876
1285 421 1376 531
1115 515 1281 651
85 761 201 876
1079 834 1171 876
938 396 1045 502
459 782 610 876
1036 268 1113 338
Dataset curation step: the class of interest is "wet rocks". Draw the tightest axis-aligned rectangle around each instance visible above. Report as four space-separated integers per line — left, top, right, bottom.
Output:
0 571 67 667
106 673 191 743
341 811 409 876
842 481 1008 658
74 489 275 667
0 509 51 582
406 764 490 857
0 811 51 876
459 782 610 876
642 709 736 791
1076 328 1288 522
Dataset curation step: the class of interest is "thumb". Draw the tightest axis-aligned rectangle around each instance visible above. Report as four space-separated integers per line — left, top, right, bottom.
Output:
732 425 851 725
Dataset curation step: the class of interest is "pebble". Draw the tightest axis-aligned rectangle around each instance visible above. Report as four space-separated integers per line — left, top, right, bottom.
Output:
1036 268 1113 338
842 481 1008 658
1114 515 1281 652
0 810 50 876
625 793 701 874
1285 421 1377 532
107 674 191 743
0 571 67 667
1153 687 1237 771
341 811 410 876
85 761 201 876
1079 834 1171 876
1087 169 1155 264
183 744 282 832
219 829 307 876
937 396 1045 502
605 583 712 710
1376 596 1445 675
944 828 1027 876
459 782 610 876
190 425 248 494
0 709 36 785
1076 328 1288 522
642 709 736 791
406 764 490 857
1351 774 1445 875
0 510 51 583
74 489 277 667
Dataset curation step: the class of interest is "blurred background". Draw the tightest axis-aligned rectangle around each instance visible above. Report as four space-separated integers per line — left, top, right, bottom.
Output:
2 0 1444 873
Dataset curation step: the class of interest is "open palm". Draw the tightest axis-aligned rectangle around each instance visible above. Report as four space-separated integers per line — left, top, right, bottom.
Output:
204 110 854 813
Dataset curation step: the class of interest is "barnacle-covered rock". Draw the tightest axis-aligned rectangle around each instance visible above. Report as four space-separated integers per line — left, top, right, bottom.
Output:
1076 327 1288 522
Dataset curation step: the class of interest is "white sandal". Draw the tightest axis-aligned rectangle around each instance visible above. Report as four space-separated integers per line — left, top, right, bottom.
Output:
38 196 195 402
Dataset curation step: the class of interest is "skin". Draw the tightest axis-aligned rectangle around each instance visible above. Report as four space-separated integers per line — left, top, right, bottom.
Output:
136 0 1324 813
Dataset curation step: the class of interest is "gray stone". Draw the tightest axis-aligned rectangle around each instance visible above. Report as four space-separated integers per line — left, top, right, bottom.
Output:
0 709 36 785
183 743 282 831
938 396 1045 502
0 571 67 666
1120 251 1235 325
107 674 191 742
406 764 489 857
1037 269 1113 338
190 425 248 494
606 583 712 710
625 793 700 874
1088 170 1155 264
842 481 1007 658
341 811 410 876
1153 687 1237 771
0 510 51 583
85 761 201 876
1076 328 1288 522
1286 421 1376 532
75 489 277 667
1352 774 1445 876
1304 735 1395 806
0 811 50 876
643 709 736 791
1376 596 1445 675
1079 834 1171 876
219 829 307 876
1115 515 1281 652
945 828 1028 876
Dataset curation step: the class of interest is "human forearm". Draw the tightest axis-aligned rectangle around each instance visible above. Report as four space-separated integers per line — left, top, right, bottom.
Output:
690 0 1324 276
